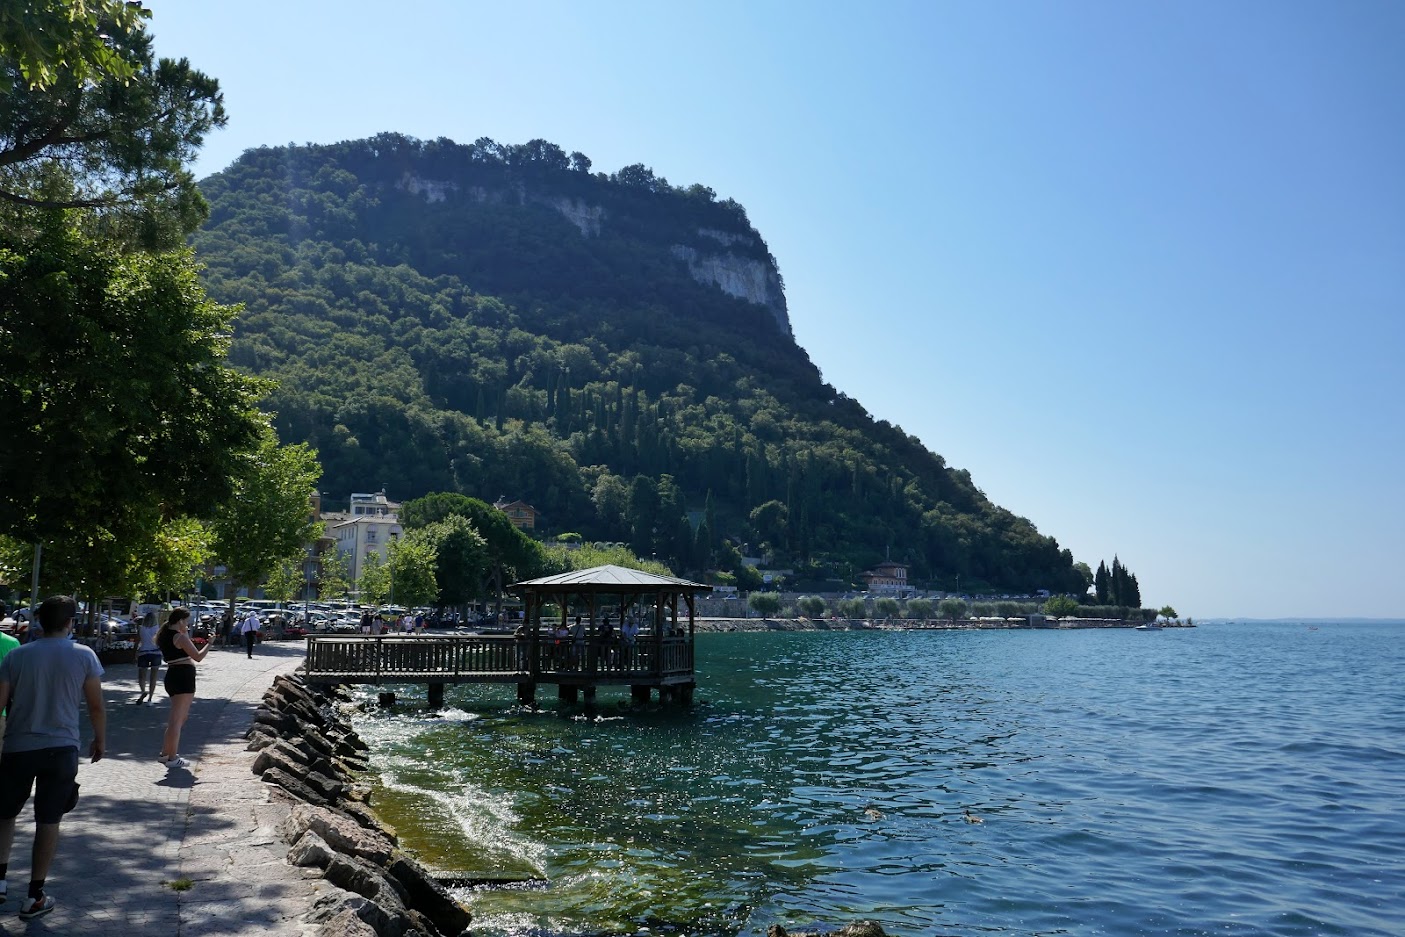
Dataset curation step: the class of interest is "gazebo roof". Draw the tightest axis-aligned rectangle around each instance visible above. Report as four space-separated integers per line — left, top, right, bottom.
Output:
512 564 712 594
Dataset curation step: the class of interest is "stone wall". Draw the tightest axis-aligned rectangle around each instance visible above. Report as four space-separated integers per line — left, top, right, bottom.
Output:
247 674 471 937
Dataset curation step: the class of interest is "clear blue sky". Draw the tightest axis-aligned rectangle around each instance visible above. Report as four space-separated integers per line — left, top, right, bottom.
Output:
152 1 1405 619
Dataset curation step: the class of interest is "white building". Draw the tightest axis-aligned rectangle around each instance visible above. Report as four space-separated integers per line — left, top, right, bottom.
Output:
329 491 403 585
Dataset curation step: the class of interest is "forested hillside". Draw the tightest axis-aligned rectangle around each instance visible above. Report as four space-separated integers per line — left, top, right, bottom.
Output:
193 133 1088 594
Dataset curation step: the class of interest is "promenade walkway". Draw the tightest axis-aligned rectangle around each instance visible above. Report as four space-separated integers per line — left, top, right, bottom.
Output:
0 639 331 936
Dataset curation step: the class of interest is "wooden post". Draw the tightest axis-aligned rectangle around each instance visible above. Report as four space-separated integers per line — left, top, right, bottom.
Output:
631 685 651 703
427 682 445 709
558 685 578 703
517 681 536 704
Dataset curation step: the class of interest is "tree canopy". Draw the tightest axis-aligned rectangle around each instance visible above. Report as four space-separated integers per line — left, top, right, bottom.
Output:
0 0 226 242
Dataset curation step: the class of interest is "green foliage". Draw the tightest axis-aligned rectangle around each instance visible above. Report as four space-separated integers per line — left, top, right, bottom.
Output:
838 597 868 619
796 595 827 619
317 547 351 603
209 428 322 594
1042 595 1079 617
262 560 302 604
747 591 782 618
0 0 147 91
541 543 672 576
1159 605 1178 620
357 550 389 607
411 515 488 607
937 597 968 622
873 597 900 619
0 210 267 600
0 1 226 240
388 536 437 608
904 597 934 620
1095 556 1142 608
192 135 1092 596
400 492 548 599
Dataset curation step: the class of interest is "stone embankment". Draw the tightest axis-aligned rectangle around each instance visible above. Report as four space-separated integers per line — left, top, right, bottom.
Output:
246 673 471 937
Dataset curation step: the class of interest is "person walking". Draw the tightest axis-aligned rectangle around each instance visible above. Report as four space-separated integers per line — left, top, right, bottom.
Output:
133 612 161 704
156 607 210 769
240 609 260 659
0 595 105 920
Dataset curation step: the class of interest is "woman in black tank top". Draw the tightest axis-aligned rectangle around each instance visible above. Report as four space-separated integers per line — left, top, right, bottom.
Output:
155 608 209 769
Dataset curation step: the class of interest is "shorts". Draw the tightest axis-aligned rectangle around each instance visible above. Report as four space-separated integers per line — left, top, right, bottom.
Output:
164 664 197 696
0 746 80 824
137 651 162 669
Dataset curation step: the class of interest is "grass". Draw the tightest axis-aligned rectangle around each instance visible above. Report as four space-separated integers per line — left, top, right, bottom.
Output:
166 878 194 892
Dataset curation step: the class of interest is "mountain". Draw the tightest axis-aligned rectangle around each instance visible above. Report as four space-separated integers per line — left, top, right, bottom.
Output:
192 133 1088 595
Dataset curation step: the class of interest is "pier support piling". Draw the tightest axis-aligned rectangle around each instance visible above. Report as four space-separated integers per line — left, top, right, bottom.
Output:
517 681 536 704
427 682 445 709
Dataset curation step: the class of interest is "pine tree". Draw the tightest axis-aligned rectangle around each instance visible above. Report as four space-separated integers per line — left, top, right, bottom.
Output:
1095 560 1110 604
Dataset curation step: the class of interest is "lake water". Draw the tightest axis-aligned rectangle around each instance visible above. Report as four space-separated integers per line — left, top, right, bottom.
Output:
350 621 1404 936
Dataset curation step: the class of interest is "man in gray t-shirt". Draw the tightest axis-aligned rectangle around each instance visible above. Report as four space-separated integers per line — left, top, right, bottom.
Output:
0 595 105 920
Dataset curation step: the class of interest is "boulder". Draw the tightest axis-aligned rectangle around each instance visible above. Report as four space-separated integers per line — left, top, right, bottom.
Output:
262 766 331 807
388 853 471 937
282 803 395 865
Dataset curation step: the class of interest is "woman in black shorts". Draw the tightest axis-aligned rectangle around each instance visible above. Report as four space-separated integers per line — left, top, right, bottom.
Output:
156 608 210 769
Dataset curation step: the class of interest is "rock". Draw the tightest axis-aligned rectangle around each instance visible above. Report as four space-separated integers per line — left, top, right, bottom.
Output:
388 852 472 937
288 829 337 869
324 853 414 929
306 891 406 937
262 766 331 807
282 803 395 865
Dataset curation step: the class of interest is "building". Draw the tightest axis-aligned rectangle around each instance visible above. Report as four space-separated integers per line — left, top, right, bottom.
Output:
861 560 911 596
329 490 403 585
493 498 538 531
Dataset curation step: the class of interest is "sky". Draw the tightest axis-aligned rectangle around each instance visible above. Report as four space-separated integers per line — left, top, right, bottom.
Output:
150 1 1405 619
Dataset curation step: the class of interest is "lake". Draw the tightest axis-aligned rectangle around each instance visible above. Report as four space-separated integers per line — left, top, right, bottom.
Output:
350 620 1404 936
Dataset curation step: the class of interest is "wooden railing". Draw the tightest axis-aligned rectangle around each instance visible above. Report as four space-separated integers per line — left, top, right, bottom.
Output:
304 633 694 684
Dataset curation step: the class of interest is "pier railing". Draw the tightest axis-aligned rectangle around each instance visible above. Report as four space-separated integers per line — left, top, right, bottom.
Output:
304 633 694 685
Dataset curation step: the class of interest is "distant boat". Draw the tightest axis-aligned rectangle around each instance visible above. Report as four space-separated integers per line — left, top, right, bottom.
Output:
1135 622 1164 631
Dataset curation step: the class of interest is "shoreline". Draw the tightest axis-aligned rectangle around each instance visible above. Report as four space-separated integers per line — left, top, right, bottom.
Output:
691 617 1194 632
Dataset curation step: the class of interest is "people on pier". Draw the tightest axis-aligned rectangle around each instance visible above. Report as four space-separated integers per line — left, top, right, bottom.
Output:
571 616 586 669
553 622 570 668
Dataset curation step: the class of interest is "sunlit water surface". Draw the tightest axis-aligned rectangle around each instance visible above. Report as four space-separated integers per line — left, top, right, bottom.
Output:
350 621 1404 936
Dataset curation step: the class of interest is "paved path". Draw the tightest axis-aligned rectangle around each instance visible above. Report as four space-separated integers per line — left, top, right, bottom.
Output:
0 639 334 936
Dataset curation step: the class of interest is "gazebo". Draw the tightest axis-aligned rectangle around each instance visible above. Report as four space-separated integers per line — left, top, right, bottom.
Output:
512 564 712 704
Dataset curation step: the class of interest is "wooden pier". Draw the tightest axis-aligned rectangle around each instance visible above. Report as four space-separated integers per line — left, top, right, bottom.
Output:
302 564 711 706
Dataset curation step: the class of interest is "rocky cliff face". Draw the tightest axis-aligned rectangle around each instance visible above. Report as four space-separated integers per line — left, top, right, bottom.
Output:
398 172 791 335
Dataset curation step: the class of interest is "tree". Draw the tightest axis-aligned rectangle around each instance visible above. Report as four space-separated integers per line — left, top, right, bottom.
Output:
1072 561 1094 598
838 597 868 620
797 595 827 619
358 550 389 607
411 516 487 609
317 547 351 604
937 598 968 623
1159 605 1178 621
1043 595 1079 617
209 429 322 599
873 597 900 619
1 211 268 549
263 560 302 605
904 598 934 620
1 1 226 240
748 592 781 619
400 493 546 608
1 1 148 91
387 537 437 608
749 500 788 553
